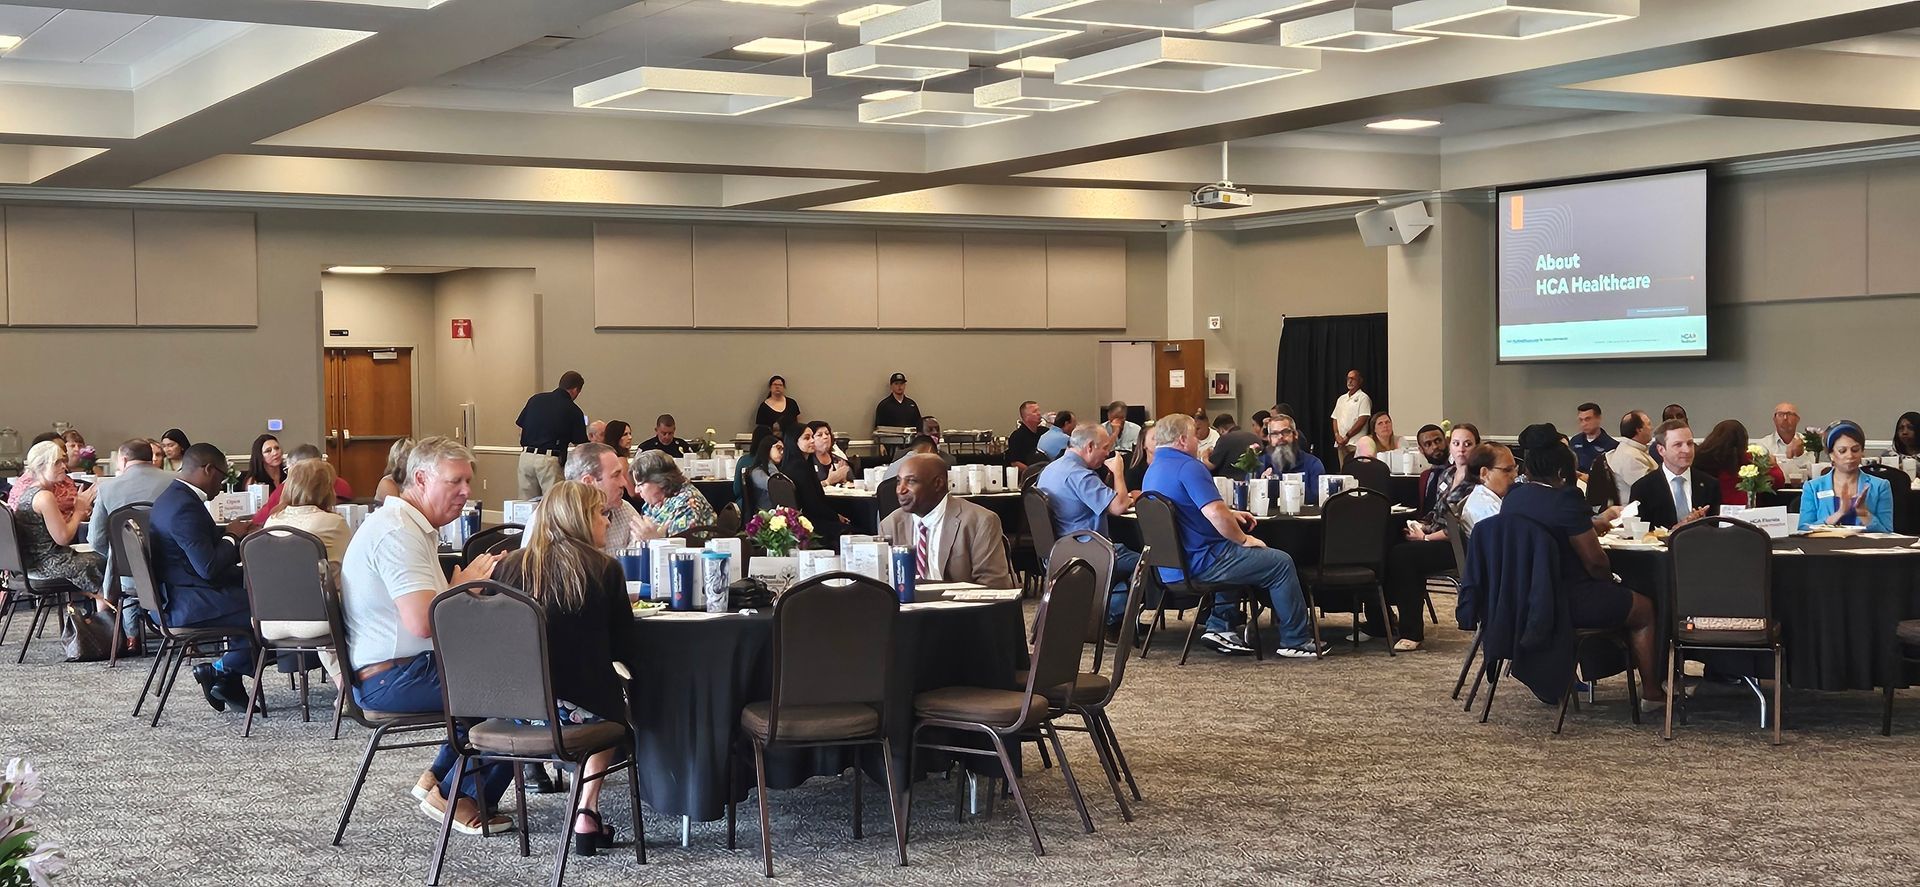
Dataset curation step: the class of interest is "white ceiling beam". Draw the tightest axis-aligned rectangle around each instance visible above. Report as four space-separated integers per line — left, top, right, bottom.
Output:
810 183 1358 221
1532 49 1920 126
138 154 728 207
1016 144 1439 194
0 0 421 30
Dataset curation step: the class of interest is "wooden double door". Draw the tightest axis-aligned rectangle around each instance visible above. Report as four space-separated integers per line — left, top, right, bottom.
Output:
323 348 413 497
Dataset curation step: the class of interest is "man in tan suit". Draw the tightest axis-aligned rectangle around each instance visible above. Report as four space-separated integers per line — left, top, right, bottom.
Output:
880 454 1016 589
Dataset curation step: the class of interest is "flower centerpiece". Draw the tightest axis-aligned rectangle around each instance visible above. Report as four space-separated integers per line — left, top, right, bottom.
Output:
222 463 245 493
1232 442 1263 476
1 758 66 886
694 428 718 459
1738 444 1777 498
1800 428 1825 463
745 506 812 557
67 446 96 474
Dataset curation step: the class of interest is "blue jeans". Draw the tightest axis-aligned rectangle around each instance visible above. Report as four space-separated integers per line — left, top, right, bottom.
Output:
354 652 512 806
1193 544 1314 648
175 614 253 674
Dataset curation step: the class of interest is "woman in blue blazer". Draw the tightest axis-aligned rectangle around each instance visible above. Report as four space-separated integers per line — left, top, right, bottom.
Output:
1799 422 1894 533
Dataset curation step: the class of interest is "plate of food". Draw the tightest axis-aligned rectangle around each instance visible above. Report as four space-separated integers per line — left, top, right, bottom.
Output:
1802 525 1866 537
631 599 668 618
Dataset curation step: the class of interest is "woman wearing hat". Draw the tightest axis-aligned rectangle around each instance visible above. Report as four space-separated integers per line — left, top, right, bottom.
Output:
1798 421 1894 532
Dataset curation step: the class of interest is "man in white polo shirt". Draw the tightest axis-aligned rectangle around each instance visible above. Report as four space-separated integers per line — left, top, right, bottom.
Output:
340 436 510 837
1330 368 1372 467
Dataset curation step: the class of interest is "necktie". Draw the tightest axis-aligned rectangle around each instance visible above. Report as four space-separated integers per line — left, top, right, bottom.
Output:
1671 475 1689 516
916 521 929 578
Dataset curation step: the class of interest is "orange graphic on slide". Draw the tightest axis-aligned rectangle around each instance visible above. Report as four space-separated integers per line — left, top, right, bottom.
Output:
1509 194 1524 230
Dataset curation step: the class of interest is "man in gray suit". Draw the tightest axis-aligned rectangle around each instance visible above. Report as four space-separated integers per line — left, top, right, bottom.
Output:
88 439 177 647
880 454 1016 589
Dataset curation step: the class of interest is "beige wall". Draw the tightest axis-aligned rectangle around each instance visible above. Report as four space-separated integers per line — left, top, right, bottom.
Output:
320 272 439 439
432 268 538 446
1227 221 1388 421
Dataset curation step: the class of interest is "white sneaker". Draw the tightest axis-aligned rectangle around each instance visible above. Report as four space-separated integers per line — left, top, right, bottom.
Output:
1201 631 1254 656
1274 641 1330 659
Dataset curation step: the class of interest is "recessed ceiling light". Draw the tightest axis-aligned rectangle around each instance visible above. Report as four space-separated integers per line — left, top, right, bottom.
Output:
0 35 21 52
327 265 389 274
1204 19 1270 35
1366 118 1442 131
573 67 812 116
862 89 915 100
1393 0 1636 40
995 56 1067 73
732 37 832 55
829 44 970 80
838 3 904 25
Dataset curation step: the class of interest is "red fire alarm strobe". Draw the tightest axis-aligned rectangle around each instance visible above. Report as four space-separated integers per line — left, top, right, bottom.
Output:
451 318 473 339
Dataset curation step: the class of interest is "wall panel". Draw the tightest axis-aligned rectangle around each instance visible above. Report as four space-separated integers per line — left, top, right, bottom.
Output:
593 222 692 327
876 230 964 329
8 206 134 326
963 233 1045 329
787 227 877 328
135 210 258 326
1045 234 1126 328
694 226 787 328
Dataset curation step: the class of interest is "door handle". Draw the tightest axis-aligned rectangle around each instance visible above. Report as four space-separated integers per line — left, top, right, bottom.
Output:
343 428 351 442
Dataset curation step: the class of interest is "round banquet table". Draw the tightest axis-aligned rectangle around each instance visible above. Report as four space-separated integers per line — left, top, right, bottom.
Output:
622 600 1029 822
1606 535 1920 692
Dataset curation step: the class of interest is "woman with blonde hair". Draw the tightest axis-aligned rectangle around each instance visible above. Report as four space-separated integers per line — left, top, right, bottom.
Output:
12 440 109 611
373 438 414 504
490 480 637 856
260 459 351 681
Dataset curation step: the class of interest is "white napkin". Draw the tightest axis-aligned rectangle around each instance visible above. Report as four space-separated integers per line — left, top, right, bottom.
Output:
1611 500 1641 528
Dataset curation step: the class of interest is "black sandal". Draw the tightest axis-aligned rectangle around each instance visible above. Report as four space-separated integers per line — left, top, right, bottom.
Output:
571 809 616 856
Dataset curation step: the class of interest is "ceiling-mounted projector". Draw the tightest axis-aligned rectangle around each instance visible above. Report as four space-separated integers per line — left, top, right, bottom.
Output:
1191 181 1251 209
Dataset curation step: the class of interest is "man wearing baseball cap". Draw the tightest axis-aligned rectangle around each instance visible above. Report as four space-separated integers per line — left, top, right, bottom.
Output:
874 371 922 430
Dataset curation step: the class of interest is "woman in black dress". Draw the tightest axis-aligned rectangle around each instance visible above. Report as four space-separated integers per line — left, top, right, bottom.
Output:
754 375 801 435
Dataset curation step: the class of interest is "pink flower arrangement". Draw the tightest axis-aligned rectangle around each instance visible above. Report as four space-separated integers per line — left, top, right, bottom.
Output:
744 506 813 557
68 446 97 474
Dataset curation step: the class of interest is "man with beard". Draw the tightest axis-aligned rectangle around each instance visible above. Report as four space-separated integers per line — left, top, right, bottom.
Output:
1256 414 1326 503
1414 424 1448 508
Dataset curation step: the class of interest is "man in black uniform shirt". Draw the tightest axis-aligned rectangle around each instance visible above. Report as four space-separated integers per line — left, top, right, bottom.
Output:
515 370 588 498
1005 400 1046 469
874 372 922 430
637 414 693 457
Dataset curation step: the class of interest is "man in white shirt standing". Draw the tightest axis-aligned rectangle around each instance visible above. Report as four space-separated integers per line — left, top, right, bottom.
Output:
879 454 1015 588
1605 410 1659 504
339 436 511 837
1330 368 1372 467
1760 402 1813 481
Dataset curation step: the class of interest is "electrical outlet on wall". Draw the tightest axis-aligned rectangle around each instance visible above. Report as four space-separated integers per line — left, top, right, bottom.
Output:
481 479 488 491
1207 316 1222 330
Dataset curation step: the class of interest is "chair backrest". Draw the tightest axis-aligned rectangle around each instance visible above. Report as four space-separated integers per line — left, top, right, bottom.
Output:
1131 493 1193 576
1024 486 1058 567
430 580 561 735
0 505 26 577
1585 456 1621 509
102 502 154 589
241 526 333 630
1346 456 1392 495
1047 531 1114 647
679 524 729 548
875 476 901 522
1443 505 1470 571
1017 460 1049 488
767 473 798 510
116 520 172 635
1667 515 1772 625
1862 462 1912 533
1097 548 1152 700
1017 558 1097 727
714 502 742 535
1319 486 1392 568
461 523 523 565
765 572 898 741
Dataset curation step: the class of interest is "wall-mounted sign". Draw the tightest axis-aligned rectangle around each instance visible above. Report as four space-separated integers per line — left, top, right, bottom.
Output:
451 318 473 339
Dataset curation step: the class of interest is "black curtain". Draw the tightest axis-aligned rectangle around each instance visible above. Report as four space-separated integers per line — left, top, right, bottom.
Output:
1274 313 1389 462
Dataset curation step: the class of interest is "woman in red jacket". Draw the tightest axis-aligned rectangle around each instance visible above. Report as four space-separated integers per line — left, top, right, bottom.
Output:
1695 419 1785 507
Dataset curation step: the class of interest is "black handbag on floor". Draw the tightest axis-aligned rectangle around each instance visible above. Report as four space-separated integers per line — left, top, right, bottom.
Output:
62 603 114 662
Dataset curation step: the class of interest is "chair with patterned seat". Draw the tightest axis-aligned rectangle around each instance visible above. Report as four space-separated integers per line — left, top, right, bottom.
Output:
1664 515 1781 744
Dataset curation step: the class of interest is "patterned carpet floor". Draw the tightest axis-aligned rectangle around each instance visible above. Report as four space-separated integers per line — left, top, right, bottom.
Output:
3 600 1918 886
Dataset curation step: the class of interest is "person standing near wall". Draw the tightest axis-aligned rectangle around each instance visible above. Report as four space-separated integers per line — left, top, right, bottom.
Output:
515 370 589 498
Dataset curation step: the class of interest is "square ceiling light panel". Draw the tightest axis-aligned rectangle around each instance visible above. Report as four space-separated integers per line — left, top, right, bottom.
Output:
1393 0 1637 40
1010 0 1332 33
860 90 1029 126
1055 37 1317 93
973 77 1103 111
1281 7 1436 51
573 67 812 115
838 3 904 25
828 44 969 80
863 0 1080 55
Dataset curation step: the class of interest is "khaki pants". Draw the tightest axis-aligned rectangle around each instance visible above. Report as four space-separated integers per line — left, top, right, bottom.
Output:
517 451 561 498
259 620 341 682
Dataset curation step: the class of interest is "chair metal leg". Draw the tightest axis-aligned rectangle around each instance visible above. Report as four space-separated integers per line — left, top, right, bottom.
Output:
1302 587 1324 658
333 722 389 845
879 737 906 866
0 593 15 651
1452 629 1482 700
851 760 864 839
1885 680 1897 737
1425 590 1439 625
330 682 347 741
1034 738 1052 770
1176 590 1213 666
243 647 269 737
149 642 189 728
1080 709 1132 822
514 763 531 858
903 727 921 847
426 754 467 886
1377 587 1397 657
299 659 312 722
16 599 46 663
108 604 124 668
549 758 587 887
1045 722 1094 835
987 732 1044 857
1553 667 1578 735
625 748 648 865
1097 710 1141 802
1245 593 1264 662
753 739 775 878
1624 641 1641 726
1663 645 1678 740
726 742 738 850
1772 645 1784 746
134 637 170 716
1479 661 1501 723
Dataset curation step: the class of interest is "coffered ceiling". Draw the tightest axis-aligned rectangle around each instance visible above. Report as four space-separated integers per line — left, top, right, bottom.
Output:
0 0 1914 226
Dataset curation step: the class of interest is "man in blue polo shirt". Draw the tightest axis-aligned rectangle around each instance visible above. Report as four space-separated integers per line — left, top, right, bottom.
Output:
1142 414 1324 659
1036 423 1142 634
1569 401 1618 473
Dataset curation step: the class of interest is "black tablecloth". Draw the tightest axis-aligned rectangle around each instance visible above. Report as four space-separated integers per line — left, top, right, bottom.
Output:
693 479 736 513
1608 536 1920 691
623 600 1028 822
1111 508 1332 567
1389 475 1422 509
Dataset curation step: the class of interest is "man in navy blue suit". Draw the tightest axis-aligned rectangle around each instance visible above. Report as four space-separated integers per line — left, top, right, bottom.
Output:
149 443 256 712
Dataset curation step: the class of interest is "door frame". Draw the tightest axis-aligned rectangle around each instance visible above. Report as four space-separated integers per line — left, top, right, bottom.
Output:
322 342 424 447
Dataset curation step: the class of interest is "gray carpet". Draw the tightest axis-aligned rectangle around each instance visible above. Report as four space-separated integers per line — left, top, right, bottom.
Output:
3 603 1919 886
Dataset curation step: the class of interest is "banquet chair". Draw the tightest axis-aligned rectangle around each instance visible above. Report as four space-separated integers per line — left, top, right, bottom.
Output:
876 476 901 521
1299 488 1392 656
1888 620 1920 736
1022 486 1058 596
0 505 85 664
102 502 155 667
714 503 742 535
1345 456 1392 496
1132 493 1265 664
907 559 1099 857
462 524 524 566
679 525 729 548
239 527 340 737
725 573 903 877
1445 509 1484 704
324 575 444 845
1017 461 1049 488
1861 463 1912 535
766 474 799 510
117 520 251 728
1664 516 1782 745
426 581 645 887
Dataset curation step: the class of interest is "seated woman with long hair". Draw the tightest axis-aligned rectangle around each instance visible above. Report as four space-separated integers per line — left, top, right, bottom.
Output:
260 459 352 682
1694 419 1784 508
490 481 638 856
373 438 414 504
12 440 109 612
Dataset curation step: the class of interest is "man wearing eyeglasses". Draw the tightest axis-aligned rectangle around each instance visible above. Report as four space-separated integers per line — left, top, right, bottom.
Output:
1760 402 1813 481
1256 414 1326 504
